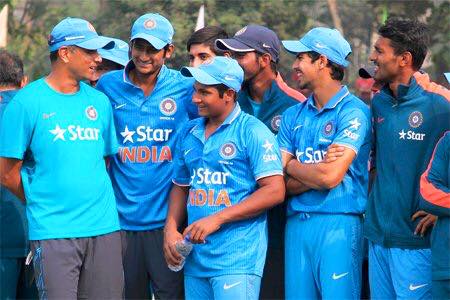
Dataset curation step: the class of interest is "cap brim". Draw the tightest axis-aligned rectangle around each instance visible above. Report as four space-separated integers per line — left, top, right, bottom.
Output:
281 40 311 55
180 67 221 86
77 36 115 50
98 49 129 67
215 39 255 52
359 66 375 79
130 33 167 50
444 72 450 84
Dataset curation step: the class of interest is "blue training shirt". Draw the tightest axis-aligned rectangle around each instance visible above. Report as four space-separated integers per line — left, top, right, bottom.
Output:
173 104 283 277
96 64 196 230
0 79 120 240
278 86 371 215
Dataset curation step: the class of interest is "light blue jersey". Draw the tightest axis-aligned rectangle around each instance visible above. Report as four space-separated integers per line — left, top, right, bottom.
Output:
96 64 196 230
277 86 371 215
173 104 283 277
0 79 120 240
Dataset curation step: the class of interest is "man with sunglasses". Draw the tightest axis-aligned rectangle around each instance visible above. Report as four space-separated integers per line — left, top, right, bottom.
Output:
0 17 123 299
96 13 196 299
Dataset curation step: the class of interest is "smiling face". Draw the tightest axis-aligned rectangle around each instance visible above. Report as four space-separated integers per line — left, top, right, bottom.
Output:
188 43 216 67
291 52 319 90
130 38 171 76
65 46 103 82
369 37 403 83
192 82 235 119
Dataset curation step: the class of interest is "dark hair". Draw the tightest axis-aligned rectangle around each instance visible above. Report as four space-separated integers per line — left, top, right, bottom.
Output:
255 52 278 74
0 49 24 87
378 17 429 70
187 26 229 55
211 83 237 100
49 50 58 62
306 51 345 81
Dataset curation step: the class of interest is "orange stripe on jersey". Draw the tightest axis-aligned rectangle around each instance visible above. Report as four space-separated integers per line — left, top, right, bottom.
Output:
420 132 450 208
413 72 450 102
276 73 306 102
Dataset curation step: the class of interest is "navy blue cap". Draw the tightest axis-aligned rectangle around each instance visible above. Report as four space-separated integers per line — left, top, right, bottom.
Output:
48 18 114 52
98 38 129 66
181 57 244 92
282 27 352 67
131 13 174 50
359 66 376 79
215 25 281 62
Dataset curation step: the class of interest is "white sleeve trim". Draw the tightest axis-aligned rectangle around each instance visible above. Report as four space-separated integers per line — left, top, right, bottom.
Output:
333 142 358 155
280 148 294 156
255 171 284 181
171 179 190 187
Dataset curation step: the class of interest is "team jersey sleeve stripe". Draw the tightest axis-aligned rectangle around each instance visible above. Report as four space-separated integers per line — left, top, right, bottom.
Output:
333 142 359 155
420 133 450 208
172 179 190 187
255 171 284 181
280 148 294 156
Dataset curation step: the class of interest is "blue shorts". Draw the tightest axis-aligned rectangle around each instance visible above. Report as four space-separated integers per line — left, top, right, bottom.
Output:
285 213 363 299
185 274 261 300
368 241 432 299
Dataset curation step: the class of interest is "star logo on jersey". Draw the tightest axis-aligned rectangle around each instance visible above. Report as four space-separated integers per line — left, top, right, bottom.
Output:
408 111 423 128
121 125 135 143
399 129 407 139
271 115 281 131
220 142 237 159
49 124 66 141
85 105 98 121
159 98 177 116
262 139 274 153
349 118 361 130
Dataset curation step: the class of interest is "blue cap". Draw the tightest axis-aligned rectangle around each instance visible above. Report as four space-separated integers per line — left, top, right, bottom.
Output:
130 13 174 50
98 38 129 66
48 17 114 52
215 25 281 62
181 57 244 92
445 72 450 84
282 27 352 67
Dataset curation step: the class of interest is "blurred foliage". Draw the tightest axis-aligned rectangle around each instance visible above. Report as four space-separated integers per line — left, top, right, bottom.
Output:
2 0 449 86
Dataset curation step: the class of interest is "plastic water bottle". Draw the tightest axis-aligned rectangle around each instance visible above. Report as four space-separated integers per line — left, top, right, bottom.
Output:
168 236 193 272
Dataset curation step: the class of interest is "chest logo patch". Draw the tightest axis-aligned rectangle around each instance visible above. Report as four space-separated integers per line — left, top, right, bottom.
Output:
271 115 281 131
85 105 98 121
159 98 177 116
220 142 237 159
322 120 334 137
408 111 423 128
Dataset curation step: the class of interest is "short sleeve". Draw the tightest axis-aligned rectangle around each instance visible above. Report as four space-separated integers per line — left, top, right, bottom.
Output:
333 107 370 154
0 100 33 159
172 124 191 186
277 107 296 156
102 99 119 156
246 122 283 180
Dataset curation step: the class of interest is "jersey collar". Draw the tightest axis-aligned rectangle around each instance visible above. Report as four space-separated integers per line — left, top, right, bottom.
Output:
307 85 350 113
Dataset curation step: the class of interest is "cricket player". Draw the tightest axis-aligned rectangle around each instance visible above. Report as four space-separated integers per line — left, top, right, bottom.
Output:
187 26 229 67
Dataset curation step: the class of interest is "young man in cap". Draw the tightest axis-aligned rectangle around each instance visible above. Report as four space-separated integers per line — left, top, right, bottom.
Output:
164 56 285 300
364 17 450 299
0 18 123 299
90 37 129 86
215 25 305 299
279 27 371 299
96 13 195 299
0 49 37 300
187 26 229 67
420 129 450 299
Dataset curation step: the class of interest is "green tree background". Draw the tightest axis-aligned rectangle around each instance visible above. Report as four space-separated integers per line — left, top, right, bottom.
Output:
2 0 449 87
